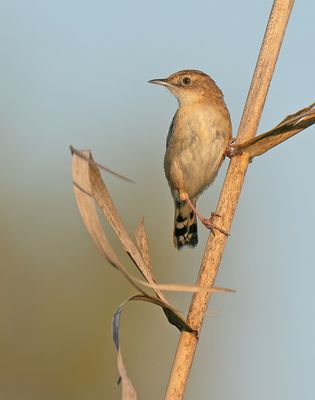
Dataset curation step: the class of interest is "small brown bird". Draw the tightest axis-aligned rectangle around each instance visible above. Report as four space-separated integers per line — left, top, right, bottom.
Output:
149 70 232 249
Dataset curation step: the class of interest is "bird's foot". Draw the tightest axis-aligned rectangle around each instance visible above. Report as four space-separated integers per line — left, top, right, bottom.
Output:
182 193 230 237
225 138 241 158
201 212 230 237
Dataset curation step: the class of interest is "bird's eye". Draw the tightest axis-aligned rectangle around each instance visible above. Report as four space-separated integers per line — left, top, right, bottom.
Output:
182 77 191 86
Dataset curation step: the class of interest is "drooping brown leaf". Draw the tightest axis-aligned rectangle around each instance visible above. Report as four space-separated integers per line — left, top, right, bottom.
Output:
135 217 152 272
235 102 315 159
72 149 154 296
72 149 122 269
85 150 170 303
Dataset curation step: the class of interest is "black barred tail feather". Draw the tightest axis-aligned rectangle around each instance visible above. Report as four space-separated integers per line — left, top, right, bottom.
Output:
173 200 198 249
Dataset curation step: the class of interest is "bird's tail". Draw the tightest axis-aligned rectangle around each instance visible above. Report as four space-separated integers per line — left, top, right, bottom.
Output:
173 200 198 249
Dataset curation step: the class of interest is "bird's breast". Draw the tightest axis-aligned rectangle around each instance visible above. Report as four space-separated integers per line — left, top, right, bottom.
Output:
164 104 231 199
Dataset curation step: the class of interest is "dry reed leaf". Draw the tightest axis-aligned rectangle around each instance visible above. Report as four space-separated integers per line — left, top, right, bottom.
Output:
86 151 169 303
135 217 152 272
236 102 315 159
72 149 122 269
72 148 153 293
72 149 157 296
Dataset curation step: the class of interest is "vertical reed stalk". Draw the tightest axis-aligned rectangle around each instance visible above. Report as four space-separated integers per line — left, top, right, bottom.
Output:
165 1 295 398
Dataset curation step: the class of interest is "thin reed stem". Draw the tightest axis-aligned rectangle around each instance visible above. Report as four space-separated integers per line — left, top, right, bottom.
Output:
165 1 295 398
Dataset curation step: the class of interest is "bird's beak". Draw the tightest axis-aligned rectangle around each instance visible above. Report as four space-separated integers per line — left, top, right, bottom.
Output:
148 78 171 87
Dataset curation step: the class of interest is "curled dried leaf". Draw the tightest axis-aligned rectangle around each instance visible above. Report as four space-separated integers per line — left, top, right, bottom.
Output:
84 151 169 303
72 150 122 269
72 147 167 301
72 149 151 296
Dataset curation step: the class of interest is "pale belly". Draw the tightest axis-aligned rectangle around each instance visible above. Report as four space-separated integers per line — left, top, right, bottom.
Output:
164 128 228 199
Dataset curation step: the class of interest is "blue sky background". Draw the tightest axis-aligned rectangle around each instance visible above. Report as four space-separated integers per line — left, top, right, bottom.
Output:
1 1 314 399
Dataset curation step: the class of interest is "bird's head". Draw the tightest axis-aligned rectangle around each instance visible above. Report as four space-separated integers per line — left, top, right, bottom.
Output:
149 69 223 106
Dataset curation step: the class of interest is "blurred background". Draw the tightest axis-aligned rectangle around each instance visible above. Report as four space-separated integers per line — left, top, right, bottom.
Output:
1 1 314 399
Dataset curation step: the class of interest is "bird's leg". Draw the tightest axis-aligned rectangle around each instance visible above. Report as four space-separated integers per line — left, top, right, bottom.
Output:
182 195 230 237
225 137 241 158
